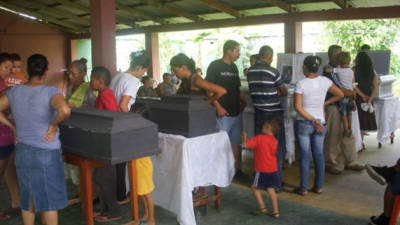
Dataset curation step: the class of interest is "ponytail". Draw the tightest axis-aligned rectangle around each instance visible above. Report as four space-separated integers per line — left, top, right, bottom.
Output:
303 56 321 73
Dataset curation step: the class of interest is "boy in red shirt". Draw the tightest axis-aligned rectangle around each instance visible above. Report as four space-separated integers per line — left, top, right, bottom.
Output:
242 118 280 219
90 66 121 222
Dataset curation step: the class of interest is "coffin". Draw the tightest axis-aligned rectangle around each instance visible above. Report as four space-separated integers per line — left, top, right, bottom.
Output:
136 95 217 137
60 108 159 164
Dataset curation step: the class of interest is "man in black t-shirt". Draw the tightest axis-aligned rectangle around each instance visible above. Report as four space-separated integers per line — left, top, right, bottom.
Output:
206 40 246 174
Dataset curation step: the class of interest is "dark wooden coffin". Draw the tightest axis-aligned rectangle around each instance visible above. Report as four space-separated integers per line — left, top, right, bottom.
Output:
60 108 159 164
136 95 217 138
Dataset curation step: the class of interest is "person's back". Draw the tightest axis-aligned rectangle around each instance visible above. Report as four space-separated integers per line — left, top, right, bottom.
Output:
335 67 354 90
247 61 283 112
7 84 60 149
247 134 278 173
110 72 140 110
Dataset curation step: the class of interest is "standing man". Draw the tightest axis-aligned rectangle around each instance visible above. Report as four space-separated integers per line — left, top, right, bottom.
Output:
206 40 246 176
247 45 287 191
323 45 364 174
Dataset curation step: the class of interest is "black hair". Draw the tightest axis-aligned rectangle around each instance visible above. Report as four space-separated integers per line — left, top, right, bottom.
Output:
250 54 259 61
258 45 273 59
328 45 342 60
303 56 322 73
223 40 240 55
170 53 196 73
196 67 202 74
129 50 150 70
0 52 11 64
355 51 374 85
91 66 111 86
360 44 371 51
141 75 152 84
9 53 21 62
27 54 48 79
71 57 88 74
162 72 171 79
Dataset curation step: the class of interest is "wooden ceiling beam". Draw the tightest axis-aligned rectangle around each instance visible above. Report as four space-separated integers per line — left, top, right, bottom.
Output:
262 0 294 13
0 1 84 33
141 0 202 22
115 2 163 24
52 0 138 27
197 0 242 18
12 0 90 25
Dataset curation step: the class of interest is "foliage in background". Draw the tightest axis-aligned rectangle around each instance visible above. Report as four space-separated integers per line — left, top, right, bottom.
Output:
322 19 400 75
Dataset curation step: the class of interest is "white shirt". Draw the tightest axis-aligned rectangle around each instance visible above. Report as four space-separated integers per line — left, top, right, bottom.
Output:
334 67 354 90
110 72 140 110
295 76 332 123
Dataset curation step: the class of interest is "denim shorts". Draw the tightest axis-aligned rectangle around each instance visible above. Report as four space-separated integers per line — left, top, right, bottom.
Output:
338 96 354 116
216 114 242 145
14 143 67 212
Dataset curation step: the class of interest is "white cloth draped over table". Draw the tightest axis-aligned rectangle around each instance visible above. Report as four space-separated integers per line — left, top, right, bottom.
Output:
374 96 400 144
352 109 363 152
153 131 235 225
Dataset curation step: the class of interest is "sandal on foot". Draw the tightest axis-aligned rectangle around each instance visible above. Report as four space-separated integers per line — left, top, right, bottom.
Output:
312 188 323 194
251 208 268 216
269 211 279 219
293 188 307 196
0 211 11 220
94 213 122 222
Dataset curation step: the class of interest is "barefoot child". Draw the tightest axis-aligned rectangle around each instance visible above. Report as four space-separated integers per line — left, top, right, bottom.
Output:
242 118 280 219
90 66 122 222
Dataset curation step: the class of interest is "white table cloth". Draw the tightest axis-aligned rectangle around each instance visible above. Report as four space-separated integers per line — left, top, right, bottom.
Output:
374 96 400 144
352 109 363 152
153 131 235 225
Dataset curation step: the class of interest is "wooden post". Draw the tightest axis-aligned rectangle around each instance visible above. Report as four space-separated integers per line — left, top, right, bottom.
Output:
145 32 161 84
90 0 117 75
284 21 302 53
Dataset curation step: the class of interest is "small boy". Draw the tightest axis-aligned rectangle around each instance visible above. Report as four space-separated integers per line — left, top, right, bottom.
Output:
90 66 121 222
6 53 27 86
327 52 355 137
242 118 280 219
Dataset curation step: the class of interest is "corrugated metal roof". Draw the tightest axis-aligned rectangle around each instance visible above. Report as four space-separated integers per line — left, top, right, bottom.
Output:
0 0 398 34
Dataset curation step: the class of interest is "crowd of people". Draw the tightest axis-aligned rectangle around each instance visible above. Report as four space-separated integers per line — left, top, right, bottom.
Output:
0 40 391 225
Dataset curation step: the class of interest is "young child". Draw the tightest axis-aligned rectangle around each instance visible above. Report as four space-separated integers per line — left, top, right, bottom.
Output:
90 66 121 222
327 52 355 136
242 118 280 219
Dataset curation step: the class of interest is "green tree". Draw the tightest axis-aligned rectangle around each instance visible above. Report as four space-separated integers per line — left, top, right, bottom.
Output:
322 19 400 75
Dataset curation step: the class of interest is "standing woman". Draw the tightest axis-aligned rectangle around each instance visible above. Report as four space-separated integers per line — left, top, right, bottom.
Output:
0 54 70 225
0 53 16 220
353 51 378 149
294 56 343 195
170 53 226 103
66 58 97 108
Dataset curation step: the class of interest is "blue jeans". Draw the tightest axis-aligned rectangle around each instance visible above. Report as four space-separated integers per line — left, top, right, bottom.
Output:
295 120 326 192
254 109 286 190
216 114 242 145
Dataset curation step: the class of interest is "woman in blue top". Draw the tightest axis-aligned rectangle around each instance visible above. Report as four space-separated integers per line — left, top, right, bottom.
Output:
0 54 70 225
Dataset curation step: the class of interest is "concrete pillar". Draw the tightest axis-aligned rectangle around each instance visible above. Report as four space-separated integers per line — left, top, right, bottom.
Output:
145 32 160 83
284 21 302 53
90 0 116 75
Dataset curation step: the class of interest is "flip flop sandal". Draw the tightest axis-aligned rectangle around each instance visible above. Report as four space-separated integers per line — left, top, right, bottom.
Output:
293 188 307 196
269 212 280 219
251 208 268 216
140 217 148 222
0 212 10 220
312 188 323 194
94 213 122 223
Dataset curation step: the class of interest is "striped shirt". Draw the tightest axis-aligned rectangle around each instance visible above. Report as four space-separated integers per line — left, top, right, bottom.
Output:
247 61 284 112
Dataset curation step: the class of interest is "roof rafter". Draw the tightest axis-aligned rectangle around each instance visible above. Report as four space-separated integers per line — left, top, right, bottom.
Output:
115 2 164 24
262 0 294 13
141 0 202 22
0 1 84 33
12 0 90 26
197 0 242 18
331 0 348 9
52 0 138 28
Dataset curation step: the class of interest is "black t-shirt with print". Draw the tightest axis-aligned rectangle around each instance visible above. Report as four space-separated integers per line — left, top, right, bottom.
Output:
206 59 241 116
